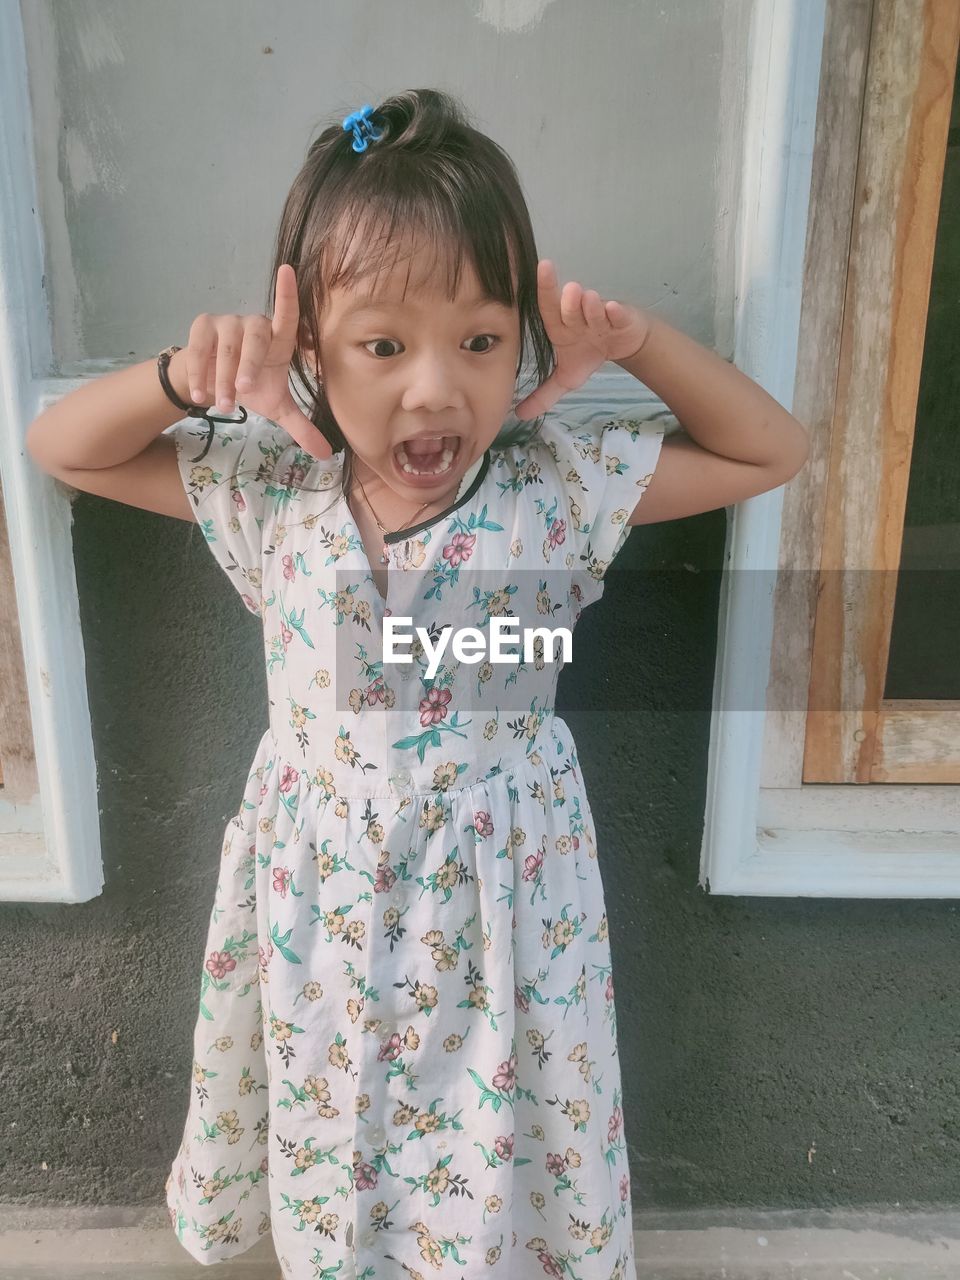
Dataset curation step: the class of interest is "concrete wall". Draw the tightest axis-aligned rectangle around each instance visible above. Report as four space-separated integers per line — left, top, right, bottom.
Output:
5 0 960 1222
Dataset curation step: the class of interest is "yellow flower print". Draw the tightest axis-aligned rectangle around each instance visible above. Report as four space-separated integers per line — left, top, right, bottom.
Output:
432 762 459 791
315 669 331 688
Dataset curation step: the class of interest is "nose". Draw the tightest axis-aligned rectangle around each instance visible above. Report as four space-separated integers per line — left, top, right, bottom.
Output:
400 348 467 414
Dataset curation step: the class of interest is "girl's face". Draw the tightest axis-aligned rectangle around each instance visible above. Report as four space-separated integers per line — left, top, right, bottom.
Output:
311 237 523 500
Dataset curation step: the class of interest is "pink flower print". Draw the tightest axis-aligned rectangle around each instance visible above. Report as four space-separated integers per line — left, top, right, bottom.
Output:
494 1133 514 1162
473 809 494 838
279 764 299 794
546 1151 567 1176
260 1155 270 1176
538 1253 564 1279
258 939 273 972
366 679 386 706
280 461 307 490
620 1172 630 1203
281 624 293 650
273 867 291 898
378 1032 403 1063
570 582 583 603
548 518 566 549
354 1159 379 1191
608 1105 622 1143
572 835 580 851
374 865 397 894
231 489 247 515
419 686 451 727
514 986 530 1013
282 553 296 582
442 531 476 567
241 594 257 613
605 974 615 1003
259 782 269 800
493 1053 517 1093
205 949 237 979
522 847 543 883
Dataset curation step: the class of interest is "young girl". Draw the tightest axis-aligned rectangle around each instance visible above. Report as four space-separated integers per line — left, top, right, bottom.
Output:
27 89 807 1280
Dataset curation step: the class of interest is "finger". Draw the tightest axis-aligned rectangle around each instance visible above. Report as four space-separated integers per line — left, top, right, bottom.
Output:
271 263 301 354
235 315 272 393
581 288 610 337
185 314 216 404
535 259 564 332
559 281 586 331
514 370 576 421
214 316 245 412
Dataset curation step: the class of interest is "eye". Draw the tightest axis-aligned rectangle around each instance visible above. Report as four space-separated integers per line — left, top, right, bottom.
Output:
361 335 502 358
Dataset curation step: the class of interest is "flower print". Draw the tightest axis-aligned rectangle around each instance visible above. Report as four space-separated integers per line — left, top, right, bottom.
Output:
272 867 292 897
486 588 513 617
432 762 459 791
311 767 336 800
314 668 331 688
483 718 498 739
398 538 428 569
355 599 372 627
509 537 523 558
378 1031 403 1063
473 809 494 838
205 950 237 979
620 1173 630 1203
548 517 566 549
478 663 493 684
281 553 296 582
492 1052 517 1093
494 1134 514 1162
419 686 451 727
442 531 476 567
281 623 293 650
608 1105 623 1143
279 458 308 489
605 975 615 1003
444 1033 463 1052
334 729 359 765
279 765 299 793
329 534 351 559
348 688 366 715
522 847 543 883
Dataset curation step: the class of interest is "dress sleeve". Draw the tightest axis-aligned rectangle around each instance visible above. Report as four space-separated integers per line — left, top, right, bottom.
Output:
165 412 295 617
534 411 667 584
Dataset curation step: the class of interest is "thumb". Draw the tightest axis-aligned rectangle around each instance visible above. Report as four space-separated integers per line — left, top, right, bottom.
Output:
274 398 334 461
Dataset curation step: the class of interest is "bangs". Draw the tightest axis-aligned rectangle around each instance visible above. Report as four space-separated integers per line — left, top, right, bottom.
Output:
318 192 519 312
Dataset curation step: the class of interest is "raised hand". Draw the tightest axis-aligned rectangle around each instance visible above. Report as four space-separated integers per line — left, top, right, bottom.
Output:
184 263 332 460
513 260 654 421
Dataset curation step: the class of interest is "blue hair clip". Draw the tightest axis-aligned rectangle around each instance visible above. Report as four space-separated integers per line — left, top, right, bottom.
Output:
343 104 383 153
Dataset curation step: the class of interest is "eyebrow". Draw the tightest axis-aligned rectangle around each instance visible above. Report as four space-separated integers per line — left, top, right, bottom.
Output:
339 294 508 321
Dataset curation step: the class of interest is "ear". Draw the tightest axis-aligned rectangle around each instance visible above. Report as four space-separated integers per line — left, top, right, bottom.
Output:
298 322 322 378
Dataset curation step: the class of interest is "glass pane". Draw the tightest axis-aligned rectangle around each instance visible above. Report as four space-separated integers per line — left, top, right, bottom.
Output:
885 61 960 700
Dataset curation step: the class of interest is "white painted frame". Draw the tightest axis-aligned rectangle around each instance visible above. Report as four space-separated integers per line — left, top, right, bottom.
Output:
0 3 102 902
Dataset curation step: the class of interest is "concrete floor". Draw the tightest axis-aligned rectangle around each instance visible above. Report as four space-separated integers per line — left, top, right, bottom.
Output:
2 1205 960 1278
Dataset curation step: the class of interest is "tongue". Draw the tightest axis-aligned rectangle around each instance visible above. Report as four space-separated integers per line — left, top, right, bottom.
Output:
403 437 450 458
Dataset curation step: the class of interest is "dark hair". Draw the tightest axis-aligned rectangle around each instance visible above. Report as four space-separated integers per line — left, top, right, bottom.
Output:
265 87 555 495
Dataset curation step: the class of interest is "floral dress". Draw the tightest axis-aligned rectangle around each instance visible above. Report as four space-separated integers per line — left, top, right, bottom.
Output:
162 404 664 1280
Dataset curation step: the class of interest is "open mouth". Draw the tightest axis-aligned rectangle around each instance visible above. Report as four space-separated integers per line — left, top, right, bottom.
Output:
393 435 462 478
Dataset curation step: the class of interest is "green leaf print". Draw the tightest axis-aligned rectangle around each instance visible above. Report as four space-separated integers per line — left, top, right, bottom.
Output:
466 1066 514 1114
271 921 302 964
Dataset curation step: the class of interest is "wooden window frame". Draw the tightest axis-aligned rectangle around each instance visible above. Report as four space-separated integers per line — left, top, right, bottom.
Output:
705 0 960 896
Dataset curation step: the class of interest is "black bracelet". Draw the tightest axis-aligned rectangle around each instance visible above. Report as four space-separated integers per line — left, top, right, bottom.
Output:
157 345 248 463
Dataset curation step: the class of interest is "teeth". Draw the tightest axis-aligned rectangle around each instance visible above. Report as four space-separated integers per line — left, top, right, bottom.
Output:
395 438 458 476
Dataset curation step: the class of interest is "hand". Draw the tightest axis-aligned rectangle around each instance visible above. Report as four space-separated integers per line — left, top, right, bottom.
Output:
513 259 654 421
183 263 332 460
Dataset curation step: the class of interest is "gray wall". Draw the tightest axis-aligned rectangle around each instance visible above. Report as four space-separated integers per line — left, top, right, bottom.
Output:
6 0 959 1218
